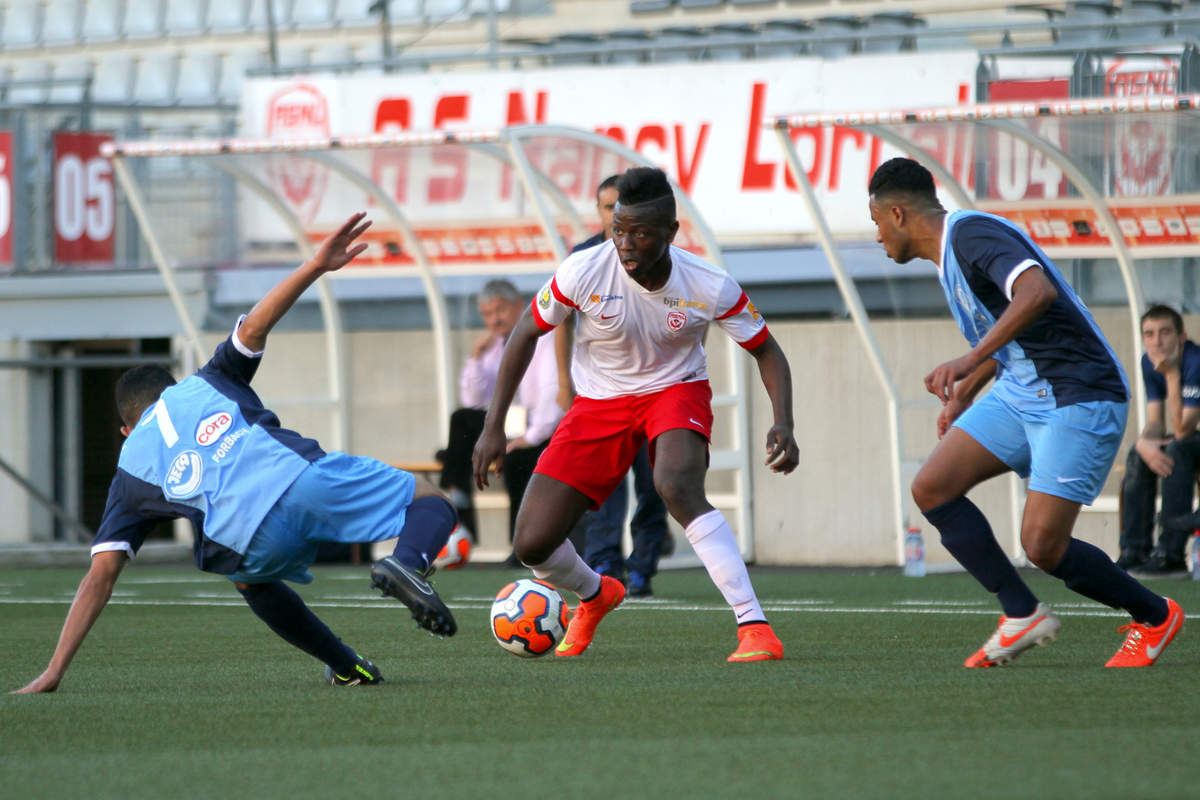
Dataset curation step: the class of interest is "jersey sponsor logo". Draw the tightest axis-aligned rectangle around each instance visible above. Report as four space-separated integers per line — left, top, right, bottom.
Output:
211 427 250 464
538 286 552 309
663 297 707 310
746 300 761 321
1183 385 1200 400
667 310 687 331
588 293 623 303
195 411 234 446
164 450 204 499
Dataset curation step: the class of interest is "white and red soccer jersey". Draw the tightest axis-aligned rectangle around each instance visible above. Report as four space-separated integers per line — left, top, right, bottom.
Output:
531 241 768 399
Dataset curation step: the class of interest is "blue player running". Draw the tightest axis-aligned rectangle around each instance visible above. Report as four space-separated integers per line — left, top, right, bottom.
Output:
13 213 458 694
868 158 1182 668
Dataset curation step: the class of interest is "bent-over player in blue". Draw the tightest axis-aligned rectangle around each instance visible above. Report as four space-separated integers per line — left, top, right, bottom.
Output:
868 158 1183 668
13 213 458 694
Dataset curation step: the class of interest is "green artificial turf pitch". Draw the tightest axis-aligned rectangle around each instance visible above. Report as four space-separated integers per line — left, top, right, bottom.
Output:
3 563 1200 799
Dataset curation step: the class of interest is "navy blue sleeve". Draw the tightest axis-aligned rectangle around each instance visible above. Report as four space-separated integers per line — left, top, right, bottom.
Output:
92 471 166 557
951 216 1043 295
198 335 261 388
1142 353 1166 403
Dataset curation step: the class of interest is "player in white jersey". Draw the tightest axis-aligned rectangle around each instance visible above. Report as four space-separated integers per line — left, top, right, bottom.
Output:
473 167 799 662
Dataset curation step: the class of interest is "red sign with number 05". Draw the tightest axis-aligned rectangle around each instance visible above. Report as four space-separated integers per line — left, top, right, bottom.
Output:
54 132 115 264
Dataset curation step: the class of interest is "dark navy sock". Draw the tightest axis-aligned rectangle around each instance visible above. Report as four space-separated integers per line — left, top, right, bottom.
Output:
923 496 1038 618
393 496 459 572
1049 538 1169 625
237 581 357 674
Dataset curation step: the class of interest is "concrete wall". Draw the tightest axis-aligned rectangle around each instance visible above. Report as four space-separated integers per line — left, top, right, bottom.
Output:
0 307 1162 563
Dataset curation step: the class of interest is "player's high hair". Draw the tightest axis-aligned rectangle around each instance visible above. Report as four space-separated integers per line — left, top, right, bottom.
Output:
869 157 941 209
596 174 619 198
115 365 176 428
478 278 522 305
617 167 675 217
1142 303 1184 333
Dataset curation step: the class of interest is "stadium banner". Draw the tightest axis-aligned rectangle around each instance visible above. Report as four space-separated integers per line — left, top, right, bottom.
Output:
0 131 12 268
53 132 115 264
242 52 980 246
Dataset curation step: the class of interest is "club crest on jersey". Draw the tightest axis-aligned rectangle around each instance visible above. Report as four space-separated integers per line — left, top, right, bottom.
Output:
195 411 233 446
667 310 687 331
538 287 552 309
164 450 204 499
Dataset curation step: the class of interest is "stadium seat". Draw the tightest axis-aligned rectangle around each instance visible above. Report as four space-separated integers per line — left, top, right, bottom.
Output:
3 0 44 48
760 19 813 58
812 15 863 57
550 31 604 65
206 3 252 32
631 0 677 13
122 0 167 38
333 0 378 25
1060 1 1117 43
654 24 706 62
163 3 208 35
47 56 92 102
82 0 126 40
42 0 83 44
216 48 268 102
90 53 137 102
425 0 469 22
860 12 925 54
4 60 51 103
1119 0 1179 40
679 0 724 8
606 28 655 64
308 43 357 69
290 0 339 29
131 53 181 103
175 52 223 104
708 22 757 61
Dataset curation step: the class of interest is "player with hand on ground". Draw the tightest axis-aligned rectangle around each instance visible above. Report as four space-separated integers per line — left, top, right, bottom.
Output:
13 213 458 694
869 158 1182 668
473 167 799 662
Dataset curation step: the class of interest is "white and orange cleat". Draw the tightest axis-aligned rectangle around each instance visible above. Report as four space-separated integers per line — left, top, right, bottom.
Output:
554 575 625 657
1105 597 1184 668
964 602 1060 668
727 622 783 662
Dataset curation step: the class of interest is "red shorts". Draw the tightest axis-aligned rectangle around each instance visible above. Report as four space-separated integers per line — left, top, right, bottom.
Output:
535 380 713 509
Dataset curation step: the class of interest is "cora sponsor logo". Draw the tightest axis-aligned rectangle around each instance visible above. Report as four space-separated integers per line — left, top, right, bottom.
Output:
164 450 203 499
195 411 233 446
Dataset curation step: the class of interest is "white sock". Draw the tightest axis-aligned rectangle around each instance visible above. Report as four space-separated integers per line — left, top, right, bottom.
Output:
528 540 602 601
685 509 765 624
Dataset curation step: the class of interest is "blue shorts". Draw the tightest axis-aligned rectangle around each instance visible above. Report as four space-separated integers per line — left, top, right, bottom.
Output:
953 393 1127 504
228 452 416 584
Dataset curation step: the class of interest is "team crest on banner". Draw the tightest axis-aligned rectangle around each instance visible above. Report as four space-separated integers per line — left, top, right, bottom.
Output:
265 82 330 223
667 310 686 331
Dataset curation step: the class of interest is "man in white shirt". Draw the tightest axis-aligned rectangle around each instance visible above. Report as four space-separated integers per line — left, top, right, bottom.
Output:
473 168 799 662
438 279 563 558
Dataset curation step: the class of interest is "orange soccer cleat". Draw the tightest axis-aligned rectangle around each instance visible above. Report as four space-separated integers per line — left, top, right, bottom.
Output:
727 622 783 662
1105 597 1184 668
554 575 625 657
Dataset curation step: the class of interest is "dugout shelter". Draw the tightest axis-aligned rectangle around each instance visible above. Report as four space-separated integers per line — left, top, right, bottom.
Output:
770 93 1200 565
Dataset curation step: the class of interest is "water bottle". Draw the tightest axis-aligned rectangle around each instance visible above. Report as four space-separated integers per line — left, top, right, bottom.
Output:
1191 531 1200 581
904 526 926 577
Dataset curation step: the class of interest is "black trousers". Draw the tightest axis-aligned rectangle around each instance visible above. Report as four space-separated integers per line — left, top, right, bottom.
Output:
439 407 547 543
1120 432 1200 559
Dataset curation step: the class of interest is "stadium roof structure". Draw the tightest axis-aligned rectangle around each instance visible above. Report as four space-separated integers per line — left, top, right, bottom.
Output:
105 125 756 555
769 94 1200 563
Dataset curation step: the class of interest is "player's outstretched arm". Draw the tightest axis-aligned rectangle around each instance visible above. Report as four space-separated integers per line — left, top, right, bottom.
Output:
747 333 799 474
237 212 372 352
11 550 128 694
472 312 546 489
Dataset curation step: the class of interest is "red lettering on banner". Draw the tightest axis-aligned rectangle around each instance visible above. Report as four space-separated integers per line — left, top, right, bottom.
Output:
371 98 412 205
505 90 548 125
826 127 868 192
674 124 709 195
634 124 668 153
429 95 469 202
741 82 773 190
782 128 821 189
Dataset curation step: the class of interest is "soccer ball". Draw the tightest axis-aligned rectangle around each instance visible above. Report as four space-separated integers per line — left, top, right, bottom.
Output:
433 526 471 570
490 579 571 658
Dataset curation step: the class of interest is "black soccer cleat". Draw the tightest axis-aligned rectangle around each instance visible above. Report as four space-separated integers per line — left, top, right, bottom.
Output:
325 655 384 687
370 556 458 637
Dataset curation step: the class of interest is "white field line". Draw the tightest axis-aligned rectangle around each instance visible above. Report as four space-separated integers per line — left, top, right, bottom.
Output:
0 596 1132 618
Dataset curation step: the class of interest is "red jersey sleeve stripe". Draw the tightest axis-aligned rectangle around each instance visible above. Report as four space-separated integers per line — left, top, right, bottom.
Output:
550 277 579 310
716 291 749 320
738 326 770 351
530 298 555 331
